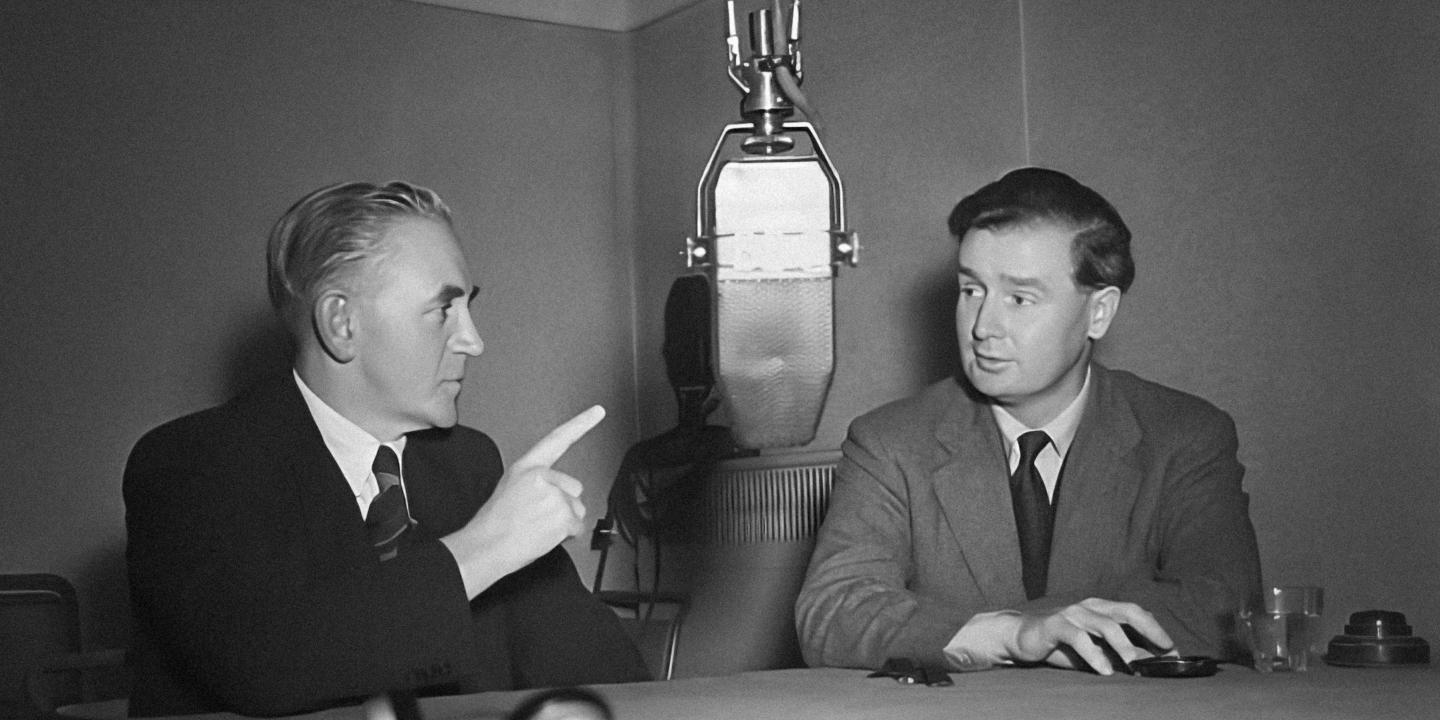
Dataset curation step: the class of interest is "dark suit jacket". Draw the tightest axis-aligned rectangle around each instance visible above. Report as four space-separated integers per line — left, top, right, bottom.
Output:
124 377 648 717
795 364 1261 670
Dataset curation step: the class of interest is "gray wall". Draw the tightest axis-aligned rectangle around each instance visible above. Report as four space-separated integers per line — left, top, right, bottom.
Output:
4 0 1439 657
631 0 1440 644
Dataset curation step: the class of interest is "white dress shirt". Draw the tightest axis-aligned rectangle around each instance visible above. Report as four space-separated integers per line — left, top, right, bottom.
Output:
989 370 1090 502
293 371 408 519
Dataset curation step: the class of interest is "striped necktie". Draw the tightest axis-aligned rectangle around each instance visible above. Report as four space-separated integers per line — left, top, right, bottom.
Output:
367 445 413 561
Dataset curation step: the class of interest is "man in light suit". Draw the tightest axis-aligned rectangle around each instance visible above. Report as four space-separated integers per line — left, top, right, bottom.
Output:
124 182 648 717
796 168 1261 675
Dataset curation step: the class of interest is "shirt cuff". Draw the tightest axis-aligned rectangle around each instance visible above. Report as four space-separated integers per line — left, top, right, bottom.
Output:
943 610 1022 671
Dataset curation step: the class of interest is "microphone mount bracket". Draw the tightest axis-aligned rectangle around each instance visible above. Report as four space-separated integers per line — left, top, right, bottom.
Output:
726 0 804 155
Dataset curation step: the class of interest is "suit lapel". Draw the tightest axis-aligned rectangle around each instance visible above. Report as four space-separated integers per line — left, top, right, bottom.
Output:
401 432 458 537
1047 365 1144 594
248 378 371 556
929 386 1025 604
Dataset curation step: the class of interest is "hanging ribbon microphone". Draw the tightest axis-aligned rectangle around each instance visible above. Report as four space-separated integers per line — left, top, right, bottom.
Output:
685 0 858 450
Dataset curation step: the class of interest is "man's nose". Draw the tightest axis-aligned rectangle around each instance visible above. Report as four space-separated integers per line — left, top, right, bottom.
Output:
451 308 484 356
970 298 1003 340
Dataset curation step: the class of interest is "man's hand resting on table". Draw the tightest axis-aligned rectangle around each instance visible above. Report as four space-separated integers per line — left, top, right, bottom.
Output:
950 597 1176 675
1004 598 1175 674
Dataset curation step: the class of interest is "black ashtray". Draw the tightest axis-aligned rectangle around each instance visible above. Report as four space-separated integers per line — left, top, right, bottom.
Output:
1130 656 1219 678
1326 610 1431 667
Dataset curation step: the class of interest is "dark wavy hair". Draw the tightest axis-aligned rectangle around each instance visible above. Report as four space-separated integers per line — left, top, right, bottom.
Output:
947 167 1134 292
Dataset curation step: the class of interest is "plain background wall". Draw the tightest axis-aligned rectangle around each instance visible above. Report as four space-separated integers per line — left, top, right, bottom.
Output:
4 0 1439 659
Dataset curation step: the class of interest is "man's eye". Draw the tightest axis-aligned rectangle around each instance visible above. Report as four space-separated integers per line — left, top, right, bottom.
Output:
959 286 983 299
1010 295 1034 306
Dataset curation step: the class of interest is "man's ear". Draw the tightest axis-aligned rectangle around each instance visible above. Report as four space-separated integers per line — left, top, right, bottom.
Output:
312 290 357 363
1085 286 1122 341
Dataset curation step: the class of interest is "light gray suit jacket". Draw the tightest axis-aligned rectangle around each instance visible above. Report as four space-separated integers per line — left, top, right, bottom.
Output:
795 364 1261 669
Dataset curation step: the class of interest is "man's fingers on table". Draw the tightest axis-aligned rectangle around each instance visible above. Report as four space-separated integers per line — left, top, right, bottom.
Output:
1063 630 1119 675
1092 623 1144 669
1044 600 1165 673
1087 600 1174 653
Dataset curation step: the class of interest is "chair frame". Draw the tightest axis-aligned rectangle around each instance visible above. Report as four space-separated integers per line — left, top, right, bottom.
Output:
1 573 127 718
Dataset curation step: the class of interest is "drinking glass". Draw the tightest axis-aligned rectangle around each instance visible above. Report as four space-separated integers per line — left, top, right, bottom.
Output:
1237 585 1324 672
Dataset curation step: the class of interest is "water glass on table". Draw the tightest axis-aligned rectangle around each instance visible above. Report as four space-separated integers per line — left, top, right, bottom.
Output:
1238 585 1325 672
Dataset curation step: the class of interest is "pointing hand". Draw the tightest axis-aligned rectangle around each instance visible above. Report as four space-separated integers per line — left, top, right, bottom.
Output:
442 406 606 598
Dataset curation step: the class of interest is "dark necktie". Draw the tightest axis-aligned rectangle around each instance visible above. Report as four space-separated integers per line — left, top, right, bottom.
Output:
367 445 412 562
1010 430 1054 600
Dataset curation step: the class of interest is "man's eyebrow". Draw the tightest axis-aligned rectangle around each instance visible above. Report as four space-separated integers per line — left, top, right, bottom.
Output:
957 266 1047 290
433 284 471 305
998 272 1045 289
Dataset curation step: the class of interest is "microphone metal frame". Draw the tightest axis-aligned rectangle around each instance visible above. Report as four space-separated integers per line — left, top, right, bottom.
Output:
686 121 858 272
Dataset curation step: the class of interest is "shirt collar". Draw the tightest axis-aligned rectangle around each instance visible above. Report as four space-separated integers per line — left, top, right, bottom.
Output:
293 370 406 498
991 366 1091 462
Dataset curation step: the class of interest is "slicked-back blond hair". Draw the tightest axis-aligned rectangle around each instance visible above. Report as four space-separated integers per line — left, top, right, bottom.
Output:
266 181 452 335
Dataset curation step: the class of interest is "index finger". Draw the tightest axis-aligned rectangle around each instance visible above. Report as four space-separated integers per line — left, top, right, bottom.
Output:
512 405 606 472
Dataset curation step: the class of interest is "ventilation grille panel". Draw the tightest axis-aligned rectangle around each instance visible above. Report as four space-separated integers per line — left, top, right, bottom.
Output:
682 450 839 545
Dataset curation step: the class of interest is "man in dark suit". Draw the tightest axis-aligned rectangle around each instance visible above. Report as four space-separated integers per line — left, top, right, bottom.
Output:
124 181 649 717
796 168 1261 675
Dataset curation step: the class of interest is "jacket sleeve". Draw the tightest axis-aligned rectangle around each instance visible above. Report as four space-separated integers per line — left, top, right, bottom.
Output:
501 546 653 687
124 426 483 717
795 422 967 670
1095 410 1262 660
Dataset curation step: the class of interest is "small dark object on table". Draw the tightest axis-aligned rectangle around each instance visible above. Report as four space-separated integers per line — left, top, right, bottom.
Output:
1129 656 1220 678
868 657 954 686
1326 610 1432 667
